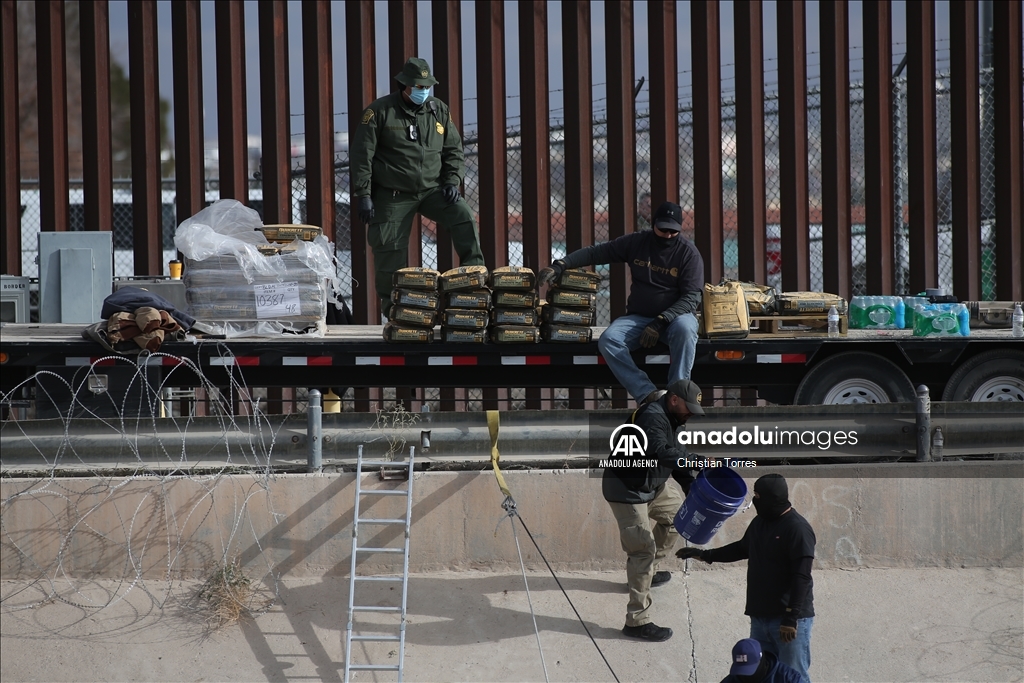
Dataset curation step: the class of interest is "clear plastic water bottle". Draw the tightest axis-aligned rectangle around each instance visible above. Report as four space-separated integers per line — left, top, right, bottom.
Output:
1013 303 1024 338
828 304 840 338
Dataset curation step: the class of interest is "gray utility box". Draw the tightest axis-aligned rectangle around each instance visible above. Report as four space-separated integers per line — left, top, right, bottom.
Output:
38 232 113 323
1 275 31 323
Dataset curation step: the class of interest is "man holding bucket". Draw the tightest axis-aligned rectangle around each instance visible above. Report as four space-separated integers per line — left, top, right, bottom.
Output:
604 378 705 642
678 474 816 683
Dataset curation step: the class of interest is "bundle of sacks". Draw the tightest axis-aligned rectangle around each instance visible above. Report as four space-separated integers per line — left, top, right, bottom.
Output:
488 267 540 343
81 286 193 354
540 268 601 342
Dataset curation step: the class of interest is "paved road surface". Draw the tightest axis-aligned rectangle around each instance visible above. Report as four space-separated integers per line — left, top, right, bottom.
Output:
2 566 1021 682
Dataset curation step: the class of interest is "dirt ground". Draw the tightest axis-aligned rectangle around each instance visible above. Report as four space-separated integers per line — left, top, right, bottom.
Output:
2 566 1022 683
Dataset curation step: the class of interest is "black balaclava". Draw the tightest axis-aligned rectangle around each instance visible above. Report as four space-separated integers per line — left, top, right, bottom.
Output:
652 232 677 248
752 473 791 519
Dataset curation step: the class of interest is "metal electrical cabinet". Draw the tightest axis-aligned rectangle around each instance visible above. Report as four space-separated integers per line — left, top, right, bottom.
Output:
0 275 31 323
38 232 113 323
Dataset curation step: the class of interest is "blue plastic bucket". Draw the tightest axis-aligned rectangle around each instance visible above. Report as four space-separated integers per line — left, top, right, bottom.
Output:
673 467 748 545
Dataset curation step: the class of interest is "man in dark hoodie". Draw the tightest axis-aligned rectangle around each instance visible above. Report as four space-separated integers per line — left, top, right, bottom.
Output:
604 378 705 643
538 201 704 405
720 638 802 683
678 474 816 683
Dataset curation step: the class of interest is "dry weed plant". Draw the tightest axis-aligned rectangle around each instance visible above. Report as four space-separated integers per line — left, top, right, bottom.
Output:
372 404 420 461
187 559 274 632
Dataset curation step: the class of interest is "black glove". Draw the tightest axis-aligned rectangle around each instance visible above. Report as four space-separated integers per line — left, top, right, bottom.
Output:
537 260 566 287
675 547 708 562
357 196 374 224
640 315 669 348
672 469 694 496
441 184 461 205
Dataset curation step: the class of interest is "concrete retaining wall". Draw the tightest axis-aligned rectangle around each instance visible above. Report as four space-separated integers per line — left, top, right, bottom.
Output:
1 462 1020 579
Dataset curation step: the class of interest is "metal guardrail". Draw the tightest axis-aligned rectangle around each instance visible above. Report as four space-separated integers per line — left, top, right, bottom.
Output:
1 403 1021 475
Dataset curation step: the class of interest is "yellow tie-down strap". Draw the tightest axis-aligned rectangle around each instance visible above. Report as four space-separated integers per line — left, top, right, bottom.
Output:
487 410 512 499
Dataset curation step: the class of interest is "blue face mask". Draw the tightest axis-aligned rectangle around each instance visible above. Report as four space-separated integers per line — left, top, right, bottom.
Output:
410 87 431 106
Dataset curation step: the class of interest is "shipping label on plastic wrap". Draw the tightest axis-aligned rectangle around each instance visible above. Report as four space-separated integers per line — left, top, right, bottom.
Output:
253 281 301 318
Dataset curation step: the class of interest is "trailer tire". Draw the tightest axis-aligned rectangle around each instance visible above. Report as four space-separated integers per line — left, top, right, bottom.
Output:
793 352 916 405
941 350 1024 402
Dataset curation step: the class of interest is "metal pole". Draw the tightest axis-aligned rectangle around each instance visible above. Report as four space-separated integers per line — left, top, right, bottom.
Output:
931 427 944 461
915 385 930 462
308 389 322 472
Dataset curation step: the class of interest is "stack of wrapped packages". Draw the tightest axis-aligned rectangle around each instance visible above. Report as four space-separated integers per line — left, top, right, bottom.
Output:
775 291 848 317
541 268 601 342
489 267 541 343
439 266 491 343
384 267 441 342
174 199 341 337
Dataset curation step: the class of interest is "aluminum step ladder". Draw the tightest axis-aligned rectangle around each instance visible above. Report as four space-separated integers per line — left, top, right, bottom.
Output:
344 445 415 682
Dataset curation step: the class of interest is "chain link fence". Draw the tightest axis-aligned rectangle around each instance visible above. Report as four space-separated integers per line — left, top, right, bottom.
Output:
892 68 1000 298
17 179 181 278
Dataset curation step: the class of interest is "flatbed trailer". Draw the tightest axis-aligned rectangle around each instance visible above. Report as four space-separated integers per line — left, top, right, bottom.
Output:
1 323 1021 406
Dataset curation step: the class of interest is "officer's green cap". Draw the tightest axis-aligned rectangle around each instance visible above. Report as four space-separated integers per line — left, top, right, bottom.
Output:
395 57 439 87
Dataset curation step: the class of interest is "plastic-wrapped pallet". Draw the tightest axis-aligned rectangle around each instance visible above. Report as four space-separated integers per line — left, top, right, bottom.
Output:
175 199 342 337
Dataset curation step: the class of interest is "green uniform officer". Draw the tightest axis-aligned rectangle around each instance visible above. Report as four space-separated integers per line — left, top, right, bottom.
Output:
350 57 485 317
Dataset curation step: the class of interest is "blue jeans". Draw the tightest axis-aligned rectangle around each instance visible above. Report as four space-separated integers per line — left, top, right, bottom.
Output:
750 616 813 683
597 313 699 403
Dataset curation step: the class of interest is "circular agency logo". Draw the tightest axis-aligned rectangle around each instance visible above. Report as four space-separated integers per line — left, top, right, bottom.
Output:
609 423 649 458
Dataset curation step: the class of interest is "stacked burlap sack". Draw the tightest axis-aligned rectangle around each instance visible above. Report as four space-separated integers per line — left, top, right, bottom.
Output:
541 268 601 342
489 267 541 343
384 267 442 342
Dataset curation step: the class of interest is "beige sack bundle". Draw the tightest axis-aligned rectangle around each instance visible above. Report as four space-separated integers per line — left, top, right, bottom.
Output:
700 281 749 338
440 265 489 291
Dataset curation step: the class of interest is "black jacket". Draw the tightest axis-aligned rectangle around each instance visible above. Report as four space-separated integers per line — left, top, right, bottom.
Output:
560 230 704 320
101 286 196 330
703 509 816 621
602 396 696 504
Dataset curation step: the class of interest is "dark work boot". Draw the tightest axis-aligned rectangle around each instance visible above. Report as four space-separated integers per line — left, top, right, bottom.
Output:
651 570 671 587
622 623 673 642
